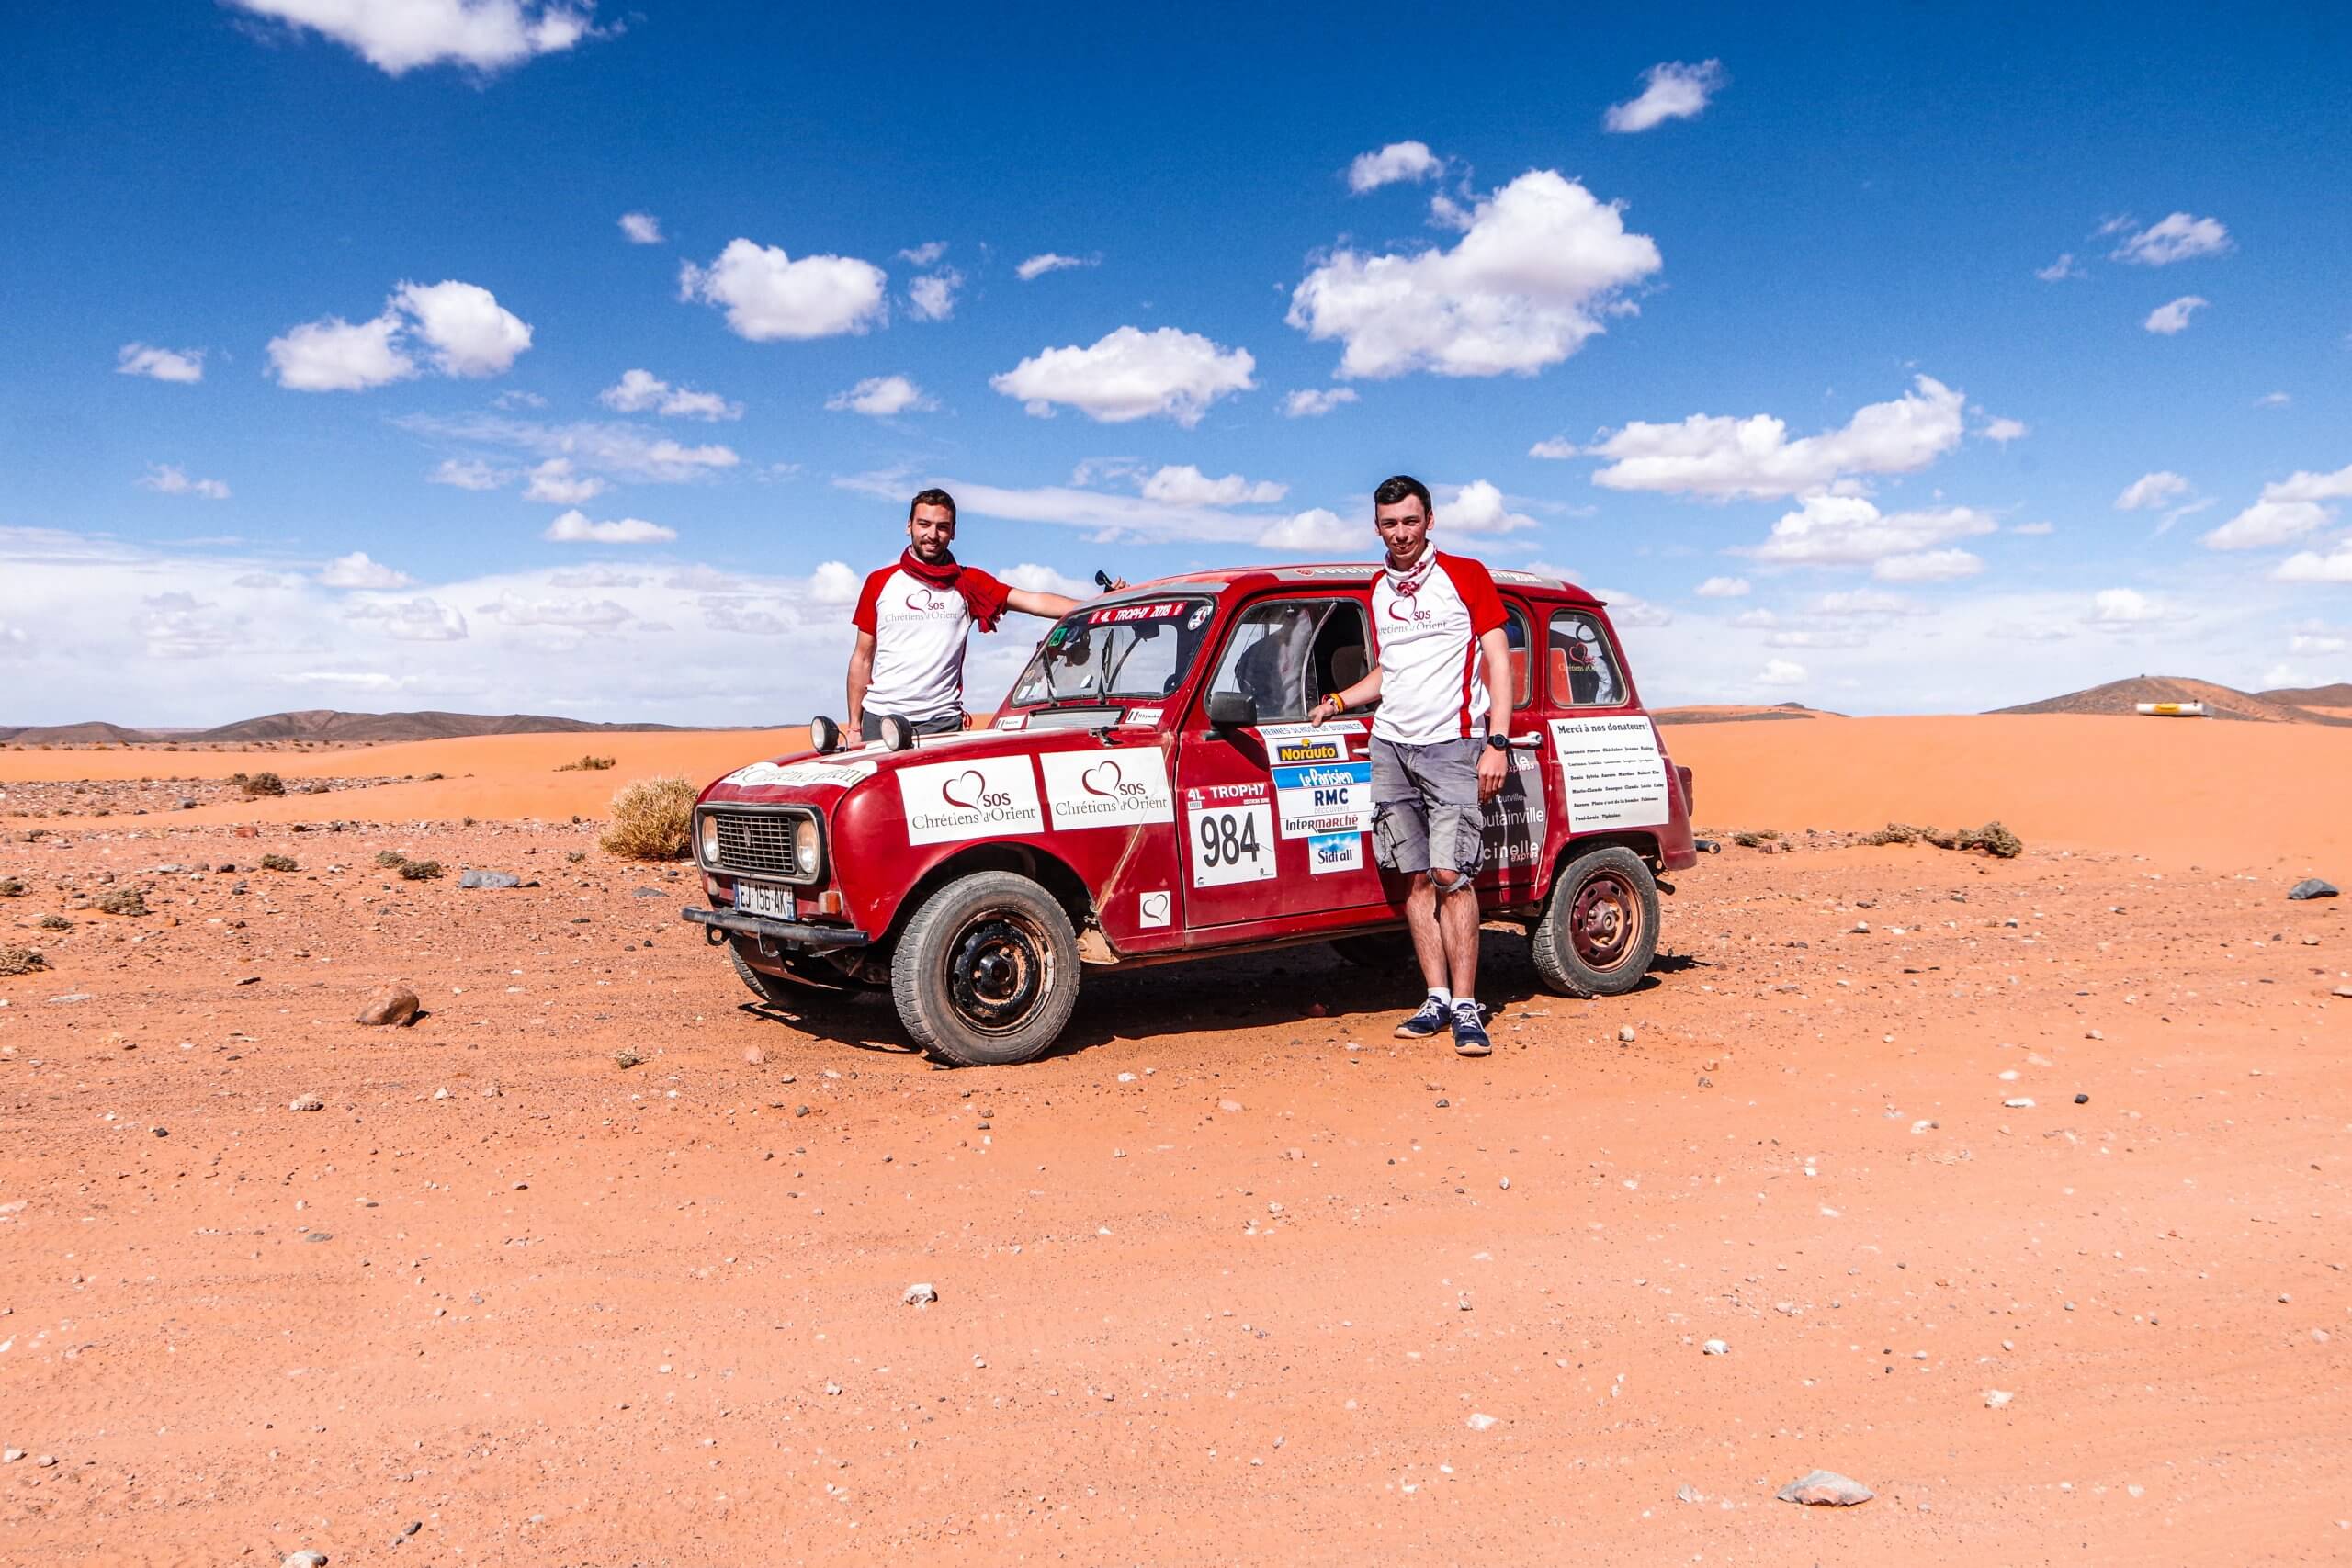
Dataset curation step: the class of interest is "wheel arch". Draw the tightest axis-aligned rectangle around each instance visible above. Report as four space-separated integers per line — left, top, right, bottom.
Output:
1547 829 1663 887
880 843 1094 951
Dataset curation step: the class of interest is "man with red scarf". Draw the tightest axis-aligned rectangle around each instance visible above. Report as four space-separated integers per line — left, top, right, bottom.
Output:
848 488 1120 740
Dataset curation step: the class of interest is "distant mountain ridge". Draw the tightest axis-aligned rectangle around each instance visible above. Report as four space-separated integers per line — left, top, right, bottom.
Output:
1992 676 2352 726
0 709 697 745
2256 682 2352 708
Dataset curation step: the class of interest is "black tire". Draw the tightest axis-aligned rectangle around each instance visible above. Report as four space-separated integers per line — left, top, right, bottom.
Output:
731 941 850 1008
890 871 1081 1066
1329 931 1414 970
1531 846 1659 998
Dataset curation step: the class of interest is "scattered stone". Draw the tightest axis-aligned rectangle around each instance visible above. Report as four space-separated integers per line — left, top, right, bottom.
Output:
458 869 522 890
1218 1099 1243 1113
1676 1483 1703 1504
355 984 420 1028
902 1282 937 1307
1617 1024 1636 1043
1777 1470 1873 1506
1702 1338 1729 1356
743 1045 765 1066
2074 1092 2089 1105
2 1448 19 1462
2004 1097 2035 1109
288 1094 325 1112
35 1453 58 1468
2287 878 2338 901
1464 1412 1498 1431
1984 1389 2014 1409
282 1552 329 1568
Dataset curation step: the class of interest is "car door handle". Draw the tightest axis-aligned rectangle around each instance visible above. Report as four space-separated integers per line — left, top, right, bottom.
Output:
1507 733 1544 749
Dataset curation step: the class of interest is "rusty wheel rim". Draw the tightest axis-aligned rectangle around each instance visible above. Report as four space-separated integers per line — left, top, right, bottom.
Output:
1569 868 1643 972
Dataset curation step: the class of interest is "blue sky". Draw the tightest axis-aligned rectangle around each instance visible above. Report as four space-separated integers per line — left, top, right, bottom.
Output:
4 1 2348 725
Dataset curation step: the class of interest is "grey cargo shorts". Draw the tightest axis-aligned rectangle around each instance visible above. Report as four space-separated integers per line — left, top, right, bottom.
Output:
1368 734 1486 880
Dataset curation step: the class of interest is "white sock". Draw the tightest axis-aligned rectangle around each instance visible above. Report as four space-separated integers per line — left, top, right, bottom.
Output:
1426 987 1453 1010
1454 996 1478 1014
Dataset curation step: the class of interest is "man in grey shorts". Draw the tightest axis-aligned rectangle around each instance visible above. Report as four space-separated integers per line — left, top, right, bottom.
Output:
1308 475 1513 1055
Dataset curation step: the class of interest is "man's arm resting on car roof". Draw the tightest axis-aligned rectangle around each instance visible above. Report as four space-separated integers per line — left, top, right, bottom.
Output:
1004 578 1128 620
845 629 876 729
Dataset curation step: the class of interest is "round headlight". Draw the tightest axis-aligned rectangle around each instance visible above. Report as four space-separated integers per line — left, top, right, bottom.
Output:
794 816 821 875
697 813 720 864
808 715 842 754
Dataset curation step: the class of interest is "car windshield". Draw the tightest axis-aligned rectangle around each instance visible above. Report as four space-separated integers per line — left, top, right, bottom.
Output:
1005 596 1216 706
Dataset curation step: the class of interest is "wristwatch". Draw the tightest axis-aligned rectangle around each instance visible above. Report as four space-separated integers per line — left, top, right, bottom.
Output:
1484 733 1510 752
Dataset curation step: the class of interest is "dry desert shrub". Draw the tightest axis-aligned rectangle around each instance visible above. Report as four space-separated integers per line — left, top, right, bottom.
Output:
228 771 286 797
0 946 47 976
258 853 299 872
373 850 408 869
600 775 696 861
94 885 149 916
0 875 26 897
37 913 73 931
397 858 444 881
1863 820 2024 859
557 754 617 772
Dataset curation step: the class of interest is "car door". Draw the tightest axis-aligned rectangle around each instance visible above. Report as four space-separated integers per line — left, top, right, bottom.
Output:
1473 598 1550 899
1175 591 1390 932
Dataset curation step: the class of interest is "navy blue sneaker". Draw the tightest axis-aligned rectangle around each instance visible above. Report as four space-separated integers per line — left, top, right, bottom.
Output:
1395 996 1451 1039
1451 1001 1492 1056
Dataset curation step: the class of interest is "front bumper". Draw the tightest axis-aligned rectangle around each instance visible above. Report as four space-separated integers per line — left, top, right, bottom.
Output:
681 906 872 949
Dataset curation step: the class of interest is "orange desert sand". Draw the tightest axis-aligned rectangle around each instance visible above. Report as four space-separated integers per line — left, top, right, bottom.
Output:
3 716 2346 1565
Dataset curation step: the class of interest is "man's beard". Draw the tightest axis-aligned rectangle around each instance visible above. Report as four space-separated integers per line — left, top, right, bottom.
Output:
912 538 951 561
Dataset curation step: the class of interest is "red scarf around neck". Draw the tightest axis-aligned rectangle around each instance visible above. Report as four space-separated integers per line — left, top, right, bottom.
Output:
899 546 1009 631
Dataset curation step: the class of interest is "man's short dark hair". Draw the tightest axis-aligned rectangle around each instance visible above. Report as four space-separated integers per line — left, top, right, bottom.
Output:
1373 474 1431 516
909 487 957 522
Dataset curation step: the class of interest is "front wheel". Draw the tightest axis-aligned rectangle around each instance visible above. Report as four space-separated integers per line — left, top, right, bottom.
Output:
1530 846 1659 998
890 871 1081 1066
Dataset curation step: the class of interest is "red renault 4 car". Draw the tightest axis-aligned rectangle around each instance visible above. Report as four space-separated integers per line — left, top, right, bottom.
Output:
683 564 1698 1065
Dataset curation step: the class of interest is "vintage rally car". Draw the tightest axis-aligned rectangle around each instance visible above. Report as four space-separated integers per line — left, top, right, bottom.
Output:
682 564 1699 1066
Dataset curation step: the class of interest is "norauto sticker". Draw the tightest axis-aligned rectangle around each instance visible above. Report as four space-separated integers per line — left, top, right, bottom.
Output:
1037 749 1175 829
724 760 876 789
996 712 1029 730
1272 760 1374 838
1269 734 1345 765
895 755 1046 845
1119 706 1161 728
1307 830 1363 874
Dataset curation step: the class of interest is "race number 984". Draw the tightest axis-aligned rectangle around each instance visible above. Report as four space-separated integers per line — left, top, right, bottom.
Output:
1188 803 1275 887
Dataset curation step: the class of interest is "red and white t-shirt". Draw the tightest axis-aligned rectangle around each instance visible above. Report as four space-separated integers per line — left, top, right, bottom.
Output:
1368 551 1507 745
852 562 1011 722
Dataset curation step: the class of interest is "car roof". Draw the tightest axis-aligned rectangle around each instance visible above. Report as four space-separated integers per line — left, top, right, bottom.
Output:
1091 562 1605 608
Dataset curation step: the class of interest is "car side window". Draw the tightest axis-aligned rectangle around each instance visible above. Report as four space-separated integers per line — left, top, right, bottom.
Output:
1209 597 1369 723
1503 604 1532 709
1545 609 1626 707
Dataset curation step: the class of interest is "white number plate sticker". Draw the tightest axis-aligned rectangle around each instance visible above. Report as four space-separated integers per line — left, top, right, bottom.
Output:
732 881 797 920
1188 803 1275 887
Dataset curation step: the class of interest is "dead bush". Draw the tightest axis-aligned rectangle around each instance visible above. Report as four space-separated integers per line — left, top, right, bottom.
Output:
0 875 26 897
94 885 149 916
229 771 286 797
0 947 47 976
398 858 444 881
37 913 73 931
1862 820 2023 858
258 853 300 872
373 850 408 869
557 754 617 773
600 775 697 861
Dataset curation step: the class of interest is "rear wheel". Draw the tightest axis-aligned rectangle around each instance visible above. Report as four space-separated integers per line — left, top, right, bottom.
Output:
891 871 1081 1066
1531 846 1659 998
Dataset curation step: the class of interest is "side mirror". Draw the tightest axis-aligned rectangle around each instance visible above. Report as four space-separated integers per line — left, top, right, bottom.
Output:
1205 690 1258 730
808 715 842 754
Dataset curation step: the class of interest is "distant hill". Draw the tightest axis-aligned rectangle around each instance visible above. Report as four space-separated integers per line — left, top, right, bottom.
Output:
2257 682 2352 708
1993 676 2352 726
1655 702 1847 726
1 709 696 745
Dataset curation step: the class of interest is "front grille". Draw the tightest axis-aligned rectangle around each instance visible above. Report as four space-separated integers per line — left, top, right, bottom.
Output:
711 810 802 879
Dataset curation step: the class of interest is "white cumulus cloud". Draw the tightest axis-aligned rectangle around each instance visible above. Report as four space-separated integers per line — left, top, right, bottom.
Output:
2115 471 2190 510
2202 464 2352 550
679 238 888 341
2110 212 2232 265
226 0 603 75
523 457 607 504
1255 508 1358 552
1346 141 1442 193
618 210 662 244
1756 658 1806 688
398 413 739 482
907 269 962 321
1693 575 1750 598
392 279 533 377
2035 253 2085 282
1288 169 1661 379
1283 388 1359 418
826 375 934 417
1015 252 1095 281
1140 465 1288 506
137 464 231 501
1436 479 1539 535
2088 587 2162 626
2276 547 2352 583
266 310 414 391
320 550 414 589
1871 547 1984 581
430 457 507 490
345 595 468 640
599 367 741 420
1979 415 2029 444
2143 296 2208 334
992 325 1255 426
1603 60 1727 133
268 278 530 389
117 343 205 383
807 560 862 604
1589 376 1966 499
542 509 677 544
1738 492 1996 580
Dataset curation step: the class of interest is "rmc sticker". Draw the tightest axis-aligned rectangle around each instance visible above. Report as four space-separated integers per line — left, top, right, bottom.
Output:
1272 759 1374 838
1037 749 1175 829
895 755 1046 845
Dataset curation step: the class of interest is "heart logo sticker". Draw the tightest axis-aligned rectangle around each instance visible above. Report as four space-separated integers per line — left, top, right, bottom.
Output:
941 769 987 810
904 588 950 614
1080 760 1123 796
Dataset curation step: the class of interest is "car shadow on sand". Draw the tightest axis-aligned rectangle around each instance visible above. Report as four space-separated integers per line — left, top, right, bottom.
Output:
737 932 1710 1065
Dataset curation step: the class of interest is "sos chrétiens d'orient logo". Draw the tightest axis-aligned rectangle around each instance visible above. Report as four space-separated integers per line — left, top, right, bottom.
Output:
895 587 962 618
909 768 1033 834
1385 596 1434 625
1055 758 1156 819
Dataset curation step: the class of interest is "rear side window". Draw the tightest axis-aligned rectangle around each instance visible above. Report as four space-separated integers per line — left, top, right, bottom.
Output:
1546 609 1627 707
1503 604 1532 708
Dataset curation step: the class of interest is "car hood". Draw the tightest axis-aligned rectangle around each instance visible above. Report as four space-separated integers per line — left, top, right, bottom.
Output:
698 724 1146 808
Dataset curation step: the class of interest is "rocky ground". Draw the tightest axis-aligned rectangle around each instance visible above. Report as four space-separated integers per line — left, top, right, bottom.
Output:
2 814 2347 1566
0 773 416 821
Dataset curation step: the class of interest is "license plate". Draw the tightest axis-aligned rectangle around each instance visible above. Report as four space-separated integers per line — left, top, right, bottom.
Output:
732 881 796 920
